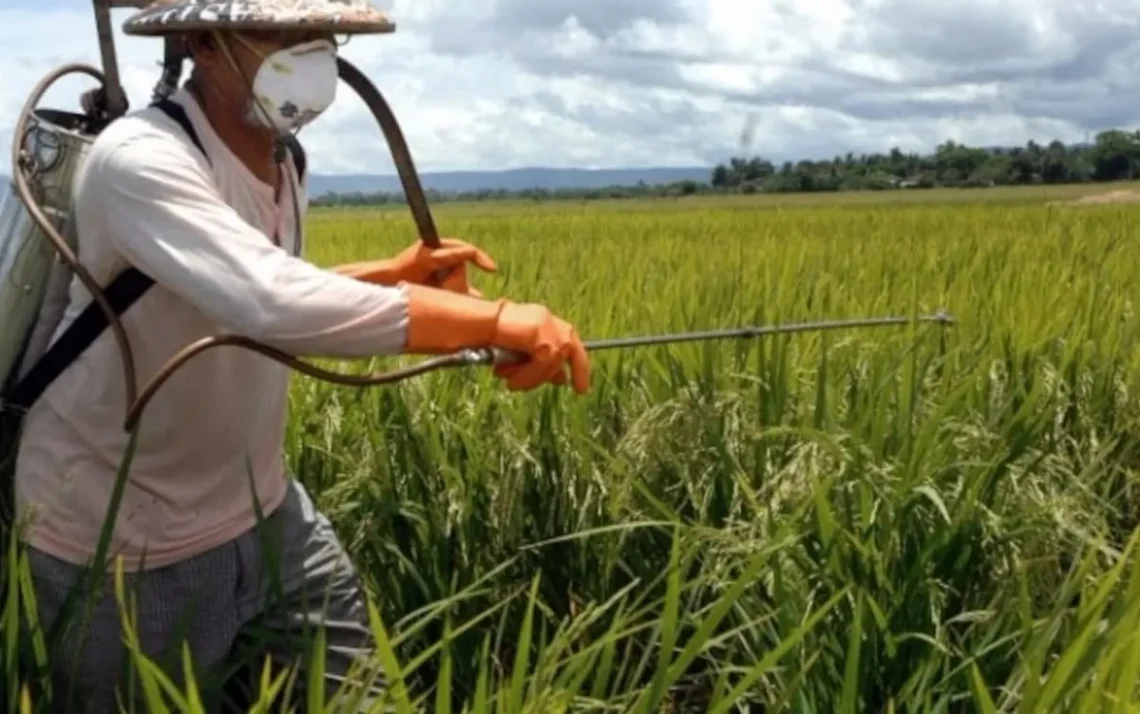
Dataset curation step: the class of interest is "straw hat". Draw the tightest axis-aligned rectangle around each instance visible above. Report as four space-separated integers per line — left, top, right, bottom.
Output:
121 0 396 36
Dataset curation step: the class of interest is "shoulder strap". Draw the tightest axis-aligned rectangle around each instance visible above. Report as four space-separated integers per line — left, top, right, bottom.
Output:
4 268 153 411
155 98 210 165
283 134 307 182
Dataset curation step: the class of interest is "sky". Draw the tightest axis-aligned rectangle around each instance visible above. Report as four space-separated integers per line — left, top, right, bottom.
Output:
0 0 1137 175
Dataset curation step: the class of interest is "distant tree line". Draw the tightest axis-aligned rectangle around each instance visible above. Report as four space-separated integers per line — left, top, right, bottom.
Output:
310 180 709 207
312 129 1140 207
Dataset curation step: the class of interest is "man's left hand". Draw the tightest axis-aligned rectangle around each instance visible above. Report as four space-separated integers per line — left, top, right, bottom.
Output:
333 238 497 297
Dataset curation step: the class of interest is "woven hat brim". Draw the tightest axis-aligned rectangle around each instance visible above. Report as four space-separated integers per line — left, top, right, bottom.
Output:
122 1 396 36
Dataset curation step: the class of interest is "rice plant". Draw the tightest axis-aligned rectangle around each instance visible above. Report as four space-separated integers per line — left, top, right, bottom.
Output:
4 194 1140 712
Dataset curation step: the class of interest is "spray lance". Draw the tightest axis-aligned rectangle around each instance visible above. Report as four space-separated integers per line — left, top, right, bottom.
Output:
122 311 955 429
0 0 957 439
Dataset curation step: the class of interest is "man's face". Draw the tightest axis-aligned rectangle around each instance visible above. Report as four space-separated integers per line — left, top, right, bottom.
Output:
187 29 337 128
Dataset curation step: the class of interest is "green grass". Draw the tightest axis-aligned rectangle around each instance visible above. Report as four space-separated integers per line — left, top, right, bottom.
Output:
312 178 1140 217
6 189 1140 711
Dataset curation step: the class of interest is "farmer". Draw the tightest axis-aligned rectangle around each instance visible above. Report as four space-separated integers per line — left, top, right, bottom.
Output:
14 0 589 710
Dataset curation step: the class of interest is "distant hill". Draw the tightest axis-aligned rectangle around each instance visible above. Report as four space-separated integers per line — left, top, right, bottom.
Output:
307 166 712 197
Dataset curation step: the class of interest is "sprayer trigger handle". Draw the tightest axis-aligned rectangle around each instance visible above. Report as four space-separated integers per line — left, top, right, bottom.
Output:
457 347 528 367
488 347 527 366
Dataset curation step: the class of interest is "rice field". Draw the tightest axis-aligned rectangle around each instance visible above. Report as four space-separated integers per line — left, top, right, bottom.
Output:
7 186 1140 712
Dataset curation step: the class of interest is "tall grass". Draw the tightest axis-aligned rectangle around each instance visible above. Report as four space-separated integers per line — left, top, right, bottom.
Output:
4 196 1140 711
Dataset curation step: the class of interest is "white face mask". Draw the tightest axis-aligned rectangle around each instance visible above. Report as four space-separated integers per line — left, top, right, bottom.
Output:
238 38 338 133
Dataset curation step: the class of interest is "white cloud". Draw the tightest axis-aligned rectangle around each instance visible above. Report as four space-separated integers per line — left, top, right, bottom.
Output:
0 0 1138 176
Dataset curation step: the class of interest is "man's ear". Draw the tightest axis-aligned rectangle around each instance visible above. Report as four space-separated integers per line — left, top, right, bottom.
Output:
184 32 217 69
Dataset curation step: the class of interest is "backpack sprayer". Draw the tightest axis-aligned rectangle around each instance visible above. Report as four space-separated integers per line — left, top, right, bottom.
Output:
0 0 956 443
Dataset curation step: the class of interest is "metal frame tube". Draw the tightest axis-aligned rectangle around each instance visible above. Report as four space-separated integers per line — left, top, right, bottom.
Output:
92 1 129 118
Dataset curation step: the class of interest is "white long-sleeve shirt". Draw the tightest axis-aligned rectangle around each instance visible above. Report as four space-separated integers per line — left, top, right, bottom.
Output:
15 87 410 570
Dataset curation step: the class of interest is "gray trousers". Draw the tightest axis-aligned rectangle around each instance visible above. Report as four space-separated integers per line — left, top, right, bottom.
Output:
26 479 387 712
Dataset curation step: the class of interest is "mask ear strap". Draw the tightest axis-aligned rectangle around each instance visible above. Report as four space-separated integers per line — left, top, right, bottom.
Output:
215 31 288 144
212 31 304 254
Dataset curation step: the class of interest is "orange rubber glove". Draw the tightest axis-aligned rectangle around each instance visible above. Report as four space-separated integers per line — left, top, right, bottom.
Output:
334 238 496 297
403 284 590 394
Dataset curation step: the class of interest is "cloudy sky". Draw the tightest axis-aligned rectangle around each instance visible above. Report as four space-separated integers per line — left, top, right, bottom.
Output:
0 0 1137 175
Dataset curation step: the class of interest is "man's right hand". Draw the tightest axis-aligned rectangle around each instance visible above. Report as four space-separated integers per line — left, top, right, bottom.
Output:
402 285 590 394
487 302 590 393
